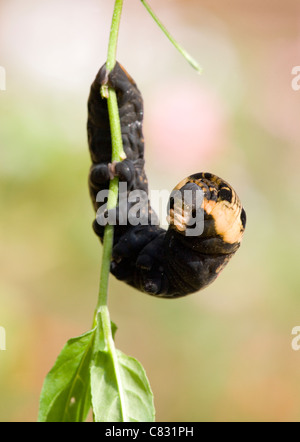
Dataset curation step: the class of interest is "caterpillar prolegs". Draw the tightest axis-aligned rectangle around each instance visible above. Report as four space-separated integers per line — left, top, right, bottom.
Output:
87 62 246 298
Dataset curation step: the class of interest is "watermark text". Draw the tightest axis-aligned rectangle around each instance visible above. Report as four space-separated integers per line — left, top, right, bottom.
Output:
0 326 6 351
291 326 300 351
0 66 6 91
95 183 204 236
291 66 300 91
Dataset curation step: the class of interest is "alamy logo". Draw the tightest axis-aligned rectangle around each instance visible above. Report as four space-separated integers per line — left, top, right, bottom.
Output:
0 66 6 91
291 66 300 91
291 326 300 351
0 326 6 351
96 183 205 237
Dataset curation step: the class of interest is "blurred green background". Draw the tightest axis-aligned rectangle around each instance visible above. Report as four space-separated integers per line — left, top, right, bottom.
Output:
1 0 300 422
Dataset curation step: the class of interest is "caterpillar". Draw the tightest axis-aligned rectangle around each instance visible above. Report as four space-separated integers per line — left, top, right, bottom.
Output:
87 62 246 298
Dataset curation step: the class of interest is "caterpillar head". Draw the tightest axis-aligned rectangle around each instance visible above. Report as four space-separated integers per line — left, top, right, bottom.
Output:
167 172 246 254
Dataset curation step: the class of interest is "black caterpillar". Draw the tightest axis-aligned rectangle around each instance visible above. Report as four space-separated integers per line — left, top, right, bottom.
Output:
87 62 246 298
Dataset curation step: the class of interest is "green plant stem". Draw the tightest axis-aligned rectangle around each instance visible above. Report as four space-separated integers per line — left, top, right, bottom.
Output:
93 0 128 422
95 0 124 314
106 0 124 73
98 306 128 422
140 0 202 73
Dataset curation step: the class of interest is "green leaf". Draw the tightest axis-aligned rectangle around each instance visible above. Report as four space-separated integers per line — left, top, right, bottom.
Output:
90 312 155 422
117 350 156 422
38 329 95 422
110 320 118 339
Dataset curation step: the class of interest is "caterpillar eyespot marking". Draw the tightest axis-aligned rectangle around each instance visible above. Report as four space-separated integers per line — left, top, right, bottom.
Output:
87 62 246 298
